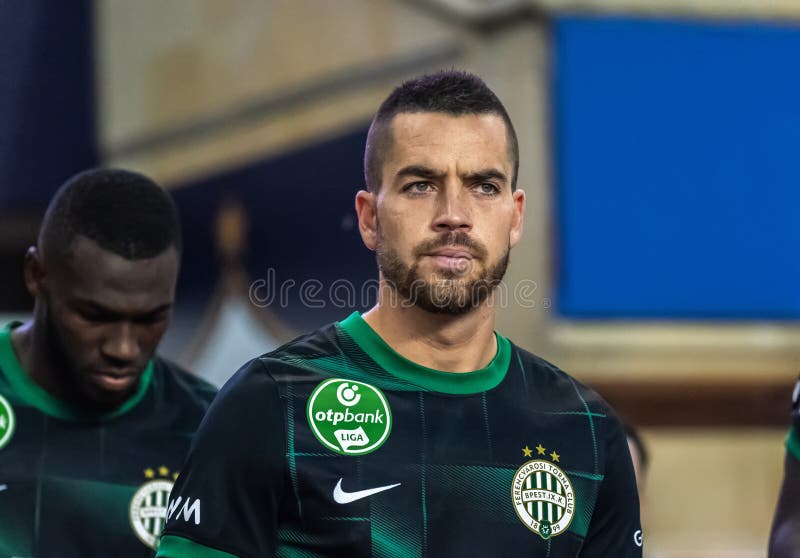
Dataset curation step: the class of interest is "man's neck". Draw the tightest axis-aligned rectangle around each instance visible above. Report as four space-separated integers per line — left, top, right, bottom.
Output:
10 318 73 404
361 299 498 373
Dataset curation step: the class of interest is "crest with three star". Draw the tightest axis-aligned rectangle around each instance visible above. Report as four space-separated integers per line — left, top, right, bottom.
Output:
512 444 575 540
521 443 553 459
130 466 176 549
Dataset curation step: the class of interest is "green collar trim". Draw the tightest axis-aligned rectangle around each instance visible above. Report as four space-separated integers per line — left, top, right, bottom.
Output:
0 323 153 422
338 312 510 395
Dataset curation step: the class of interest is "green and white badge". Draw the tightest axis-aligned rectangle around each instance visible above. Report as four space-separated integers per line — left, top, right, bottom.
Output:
511 459 575 540
306 379 392 455
0 394 16 450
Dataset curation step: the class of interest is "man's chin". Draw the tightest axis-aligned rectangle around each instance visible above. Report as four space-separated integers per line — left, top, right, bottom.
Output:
416 300 476 316
417 261 481 281
80 372 141 410
408 283 494 315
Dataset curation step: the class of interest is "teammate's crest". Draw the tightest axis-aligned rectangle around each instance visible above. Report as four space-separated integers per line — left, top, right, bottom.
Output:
0 394 16 450
129 466 177 549
511 448 575 540
307 379 392 455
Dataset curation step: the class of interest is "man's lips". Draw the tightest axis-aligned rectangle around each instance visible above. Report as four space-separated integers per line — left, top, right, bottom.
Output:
426 248 473 259
425 248 474 272
89 370 139 392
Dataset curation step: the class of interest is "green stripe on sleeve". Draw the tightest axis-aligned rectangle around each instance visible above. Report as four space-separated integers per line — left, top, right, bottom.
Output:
786 426 800 462
156 535 239 558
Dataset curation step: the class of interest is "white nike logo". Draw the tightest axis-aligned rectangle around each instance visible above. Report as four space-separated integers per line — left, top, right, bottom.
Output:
0 484 6 492
333 478 400 504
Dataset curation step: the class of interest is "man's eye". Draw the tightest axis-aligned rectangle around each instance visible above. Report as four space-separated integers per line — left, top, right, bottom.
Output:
77 306 121 323
136 313 168 325
404 182 433 194
78 308 103 321
477 183 500 195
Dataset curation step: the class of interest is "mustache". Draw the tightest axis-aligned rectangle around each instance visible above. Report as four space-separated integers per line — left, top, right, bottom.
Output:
412 232 488 260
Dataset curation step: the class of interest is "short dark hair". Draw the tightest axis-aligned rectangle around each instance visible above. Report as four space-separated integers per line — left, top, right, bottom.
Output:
39 168 182 262
364 70 519 192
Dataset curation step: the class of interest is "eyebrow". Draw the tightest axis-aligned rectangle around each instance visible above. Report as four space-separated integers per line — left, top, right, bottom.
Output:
395 165 447 180
74 299 172 318
463 169 508 184
395 165 507 185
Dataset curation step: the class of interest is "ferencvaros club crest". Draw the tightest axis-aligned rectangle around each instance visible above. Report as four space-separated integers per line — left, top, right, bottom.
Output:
511 445 575 540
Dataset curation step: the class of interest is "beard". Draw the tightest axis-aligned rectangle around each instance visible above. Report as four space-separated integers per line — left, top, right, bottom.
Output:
376 230 509 315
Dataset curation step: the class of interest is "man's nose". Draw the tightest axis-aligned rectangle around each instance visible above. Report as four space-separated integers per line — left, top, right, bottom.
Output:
102 322 140 363
432 185 473 233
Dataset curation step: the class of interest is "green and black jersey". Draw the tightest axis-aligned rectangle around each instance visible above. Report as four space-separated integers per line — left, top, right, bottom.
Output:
788 376 800 461
158 312 642 557
0 324 217 557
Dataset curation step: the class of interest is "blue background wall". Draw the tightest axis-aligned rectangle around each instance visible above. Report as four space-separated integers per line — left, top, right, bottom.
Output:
554 17 800 319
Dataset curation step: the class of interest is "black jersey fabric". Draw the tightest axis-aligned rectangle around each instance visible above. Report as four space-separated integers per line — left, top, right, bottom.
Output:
158 312 642 557
0 323 217 557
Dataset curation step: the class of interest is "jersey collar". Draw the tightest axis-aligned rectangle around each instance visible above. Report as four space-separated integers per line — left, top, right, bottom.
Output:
0 323 153 422
338 312 510 395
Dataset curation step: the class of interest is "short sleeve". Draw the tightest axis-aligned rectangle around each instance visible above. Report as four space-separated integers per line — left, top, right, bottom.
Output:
579 417 643 557
157 359 285 558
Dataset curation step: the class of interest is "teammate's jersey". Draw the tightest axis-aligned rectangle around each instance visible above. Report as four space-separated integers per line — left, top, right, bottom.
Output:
0 324 217 557
787 376 800 461
158 312 642 557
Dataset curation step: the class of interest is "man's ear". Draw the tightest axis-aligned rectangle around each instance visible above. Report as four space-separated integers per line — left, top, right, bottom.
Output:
509 189 526 248
355 190 378 251
23 246 47 299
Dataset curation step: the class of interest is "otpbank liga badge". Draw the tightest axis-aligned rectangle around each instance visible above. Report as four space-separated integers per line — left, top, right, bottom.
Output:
512 445 575 540
307 379 392 455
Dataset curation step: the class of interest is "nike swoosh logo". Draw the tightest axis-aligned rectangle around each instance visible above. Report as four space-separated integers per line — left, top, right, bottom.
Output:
0 484 6 492
333 478 400 504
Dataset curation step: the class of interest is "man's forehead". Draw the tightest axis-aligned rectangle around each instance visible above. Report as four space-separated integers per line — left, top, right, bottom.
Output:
56 236 178 296
386 112 510 168
390 111 508 140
